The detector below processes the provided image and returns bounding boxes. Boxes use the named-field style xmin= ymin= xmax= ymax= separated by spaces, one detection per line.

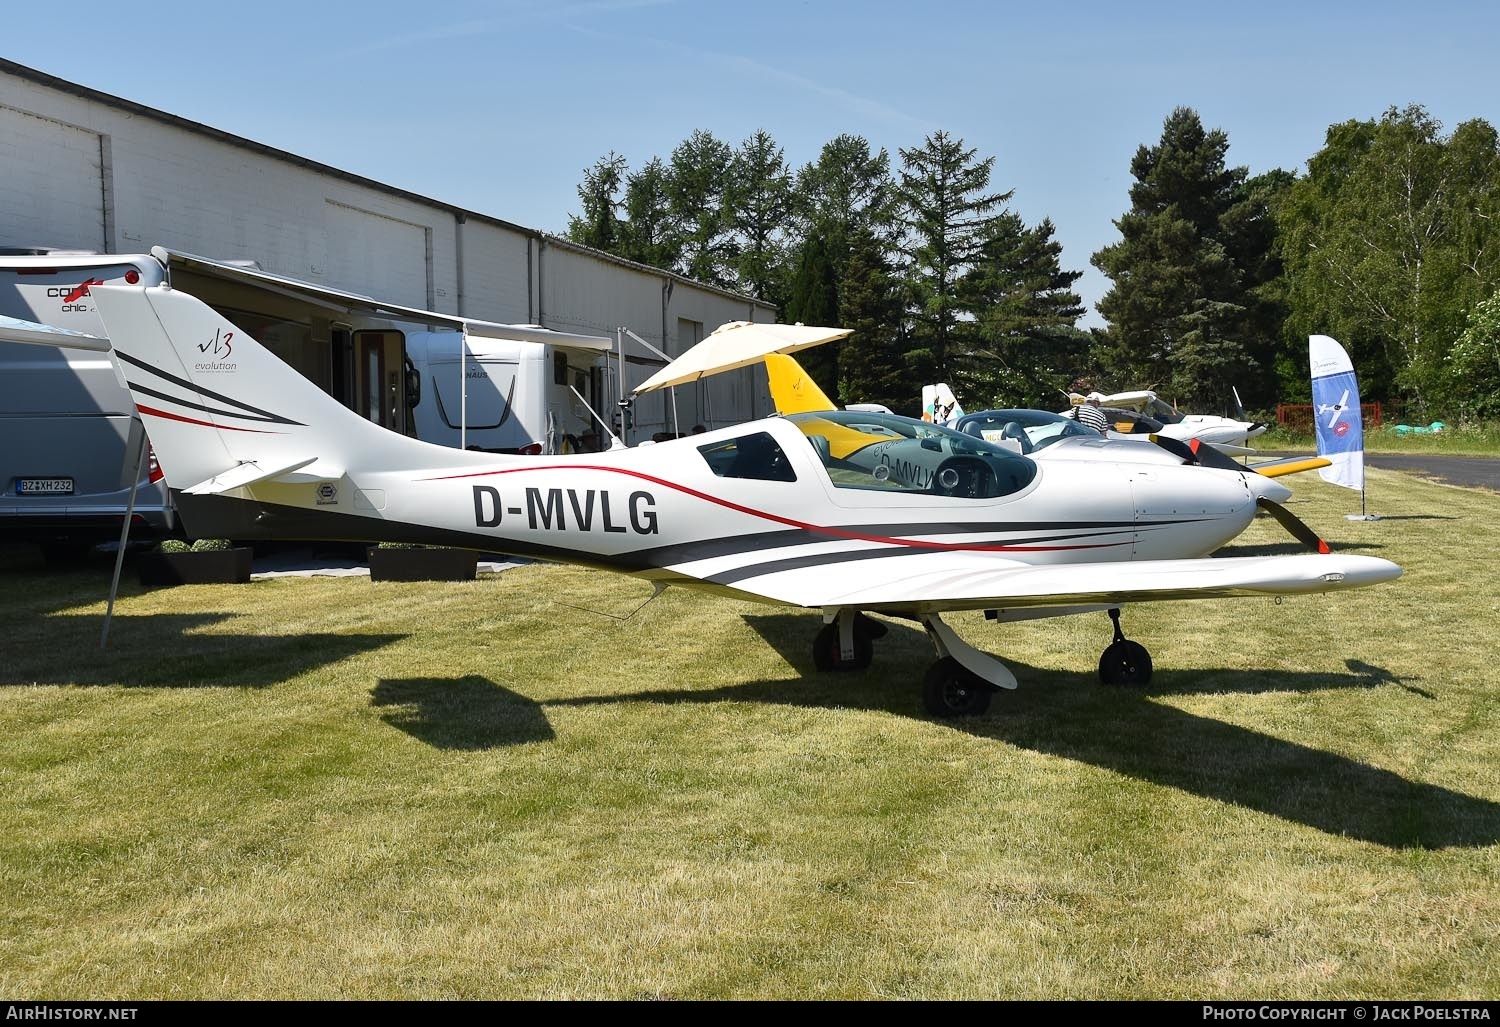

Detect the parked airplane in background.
xmin=951 ymin=407 xmax=1330 ymax=479
xmin=2 ymin=295 xmax=1401 ymax=717
xmin=1064 ymin=388 xmax=1267 ymax=454
xmin=760 ymin=354 xmax=1327 ymax=482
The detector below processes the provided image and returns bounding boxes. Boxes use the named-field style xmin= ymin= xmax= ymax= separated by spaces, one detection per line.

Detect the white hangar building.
xmin=0 ymin=58 xmax=778 ymax=438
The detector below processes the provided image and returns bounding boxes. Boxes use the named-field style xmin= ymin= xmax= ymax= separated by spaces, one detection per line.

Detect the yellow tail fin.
xmin=764 ymin=352 xmax=837 ymax=413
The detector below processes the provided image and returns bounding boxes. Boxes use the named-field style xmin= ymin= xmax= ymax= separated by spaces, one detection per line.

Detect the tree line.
xmin=568 ymin=106 xmax=1500 ymax=419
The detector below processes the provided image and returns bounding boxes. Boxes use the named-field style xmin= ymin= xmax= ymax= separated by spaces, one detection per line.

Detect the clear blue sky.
xmin=6 ymin=1 xmax=1497 ymax=326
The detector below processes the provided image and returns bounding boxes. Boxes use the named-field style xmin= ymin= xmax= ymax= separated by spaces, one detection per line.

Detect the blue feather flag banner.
xmin=1309 ymin=335 xmax=1364 ymax=492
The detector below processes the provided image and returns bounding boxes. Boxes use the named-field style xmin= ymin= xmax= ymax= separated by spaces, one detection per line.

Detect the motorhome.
xmin=0 ymin=251 xmax=172 ymax=558
xmin=1 ymin=247 xmax=614 ymax=556
xmin=405 ymin=329 xmax=615 ymax=454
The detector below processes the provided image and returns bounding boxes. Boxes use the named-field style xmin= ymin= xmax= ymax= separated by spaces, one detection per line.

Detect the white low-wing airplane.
xmin=16 ymin=287 xmax=1401 ymax=717
xmin=1065 ymin=389 xmax=1268 ymax=454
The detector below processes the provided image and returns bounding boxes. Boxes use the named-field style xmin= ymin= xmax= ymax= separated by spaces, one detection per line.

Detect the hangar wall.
xmin=0 ymin=60 xmax=776 ymax=435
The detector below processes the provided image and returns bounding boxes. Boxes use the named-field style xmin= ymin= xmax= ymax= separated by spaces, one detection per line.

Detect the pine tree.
xmin=1224 ymin=168 xmax=1294 ymax=407
xmin=959 ymin=214 xmax=1088 ymax=407
xmin=728 ymin=130 xmax=793 ymax=303
xmin=667 ymin=129 xmax=738 ymax=289
xmin=838 ymin=227 xmax=911 ymax=413
xmin=897 ymin=131 xmax=1014 ymax=385
xmin=1091 ymin=107 xmax=1267 ymax=411
xmin=789 ymin=135 xmax=898 ymax=399
xmin=794 ymin=134 xmax=898 ymax=268
xmin=617 ymin=157 xmax=679 ymax=272
xmin=782 ymin=234 xmax=841 ymax=394
xmin=566 ymin=152 xmax=627 ymax=252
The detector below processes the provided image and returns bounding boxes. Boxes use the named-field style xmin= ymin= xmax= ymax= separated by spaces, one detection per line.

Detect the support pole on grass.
xmin=102 ymin=423 xmax=148 ymax=648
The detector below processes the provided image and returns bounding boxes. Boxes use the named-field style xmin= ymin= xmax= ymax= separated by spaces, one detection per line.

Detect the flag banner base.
xmin=1345 ymin=514 xmax=1382 ymax=521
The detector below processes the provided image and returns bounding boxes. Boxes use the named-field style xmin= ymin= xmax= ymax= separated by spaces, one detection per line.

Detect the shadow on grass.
xmin=550 ymin=613 xmax=1498 ymax=850
xmin=1358 ymin=514 xmax=1461 ymax=522
xmin=0 ymin=613 xmax=405 ymax=688
xmin=1215 ymin=541 xmax=1388 ymax=557
xmin=372 ymin=676 xmax=553 ymax=750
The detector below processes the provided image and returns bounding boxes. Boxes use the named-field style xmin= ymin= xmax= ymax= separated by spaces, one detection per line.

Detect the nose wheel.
xmin=922 ymin=657 xmax=992 ymax=716
xmin=1099 ymin=607 xmax=1152 ymax=686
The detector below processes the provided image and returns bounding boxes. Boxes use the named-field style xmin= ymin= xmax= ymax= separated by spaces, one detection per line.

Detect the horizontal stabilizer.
xmin=182 ymin=456 xmax=325 ymax=495
xmin=0 ymin=315 xmax=110 ymax=351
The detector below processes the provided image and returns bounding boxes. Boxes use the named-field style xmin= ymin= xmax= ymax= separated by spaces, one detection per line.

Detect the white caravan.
xmin=404 ymin=329 xmax=615 ymax=455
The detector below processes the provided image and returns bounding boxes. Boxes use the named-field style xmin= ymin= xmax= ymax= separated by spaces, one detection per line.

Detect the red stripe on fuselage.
xmin=420 ymin=463 xmax=1127 ymax=554
xmin=138 ymin=404 xmax=283 ymax=434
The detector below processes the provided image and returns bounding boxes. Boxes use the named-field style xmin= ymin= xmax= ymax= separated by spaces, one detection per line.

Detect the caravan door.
xmin=410 ymin=335 xmax=545 ymax=454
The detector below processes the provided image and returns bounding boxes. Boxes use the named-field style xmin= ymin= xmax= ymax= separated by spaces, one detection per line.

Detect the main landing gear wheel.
xmin=922 ymin=657 xmax=993 ymax=717
xmin=813 ymin=621 xmax=874 ymax=671
xmin=1098 ymin=608 xmax=1152 ymax=686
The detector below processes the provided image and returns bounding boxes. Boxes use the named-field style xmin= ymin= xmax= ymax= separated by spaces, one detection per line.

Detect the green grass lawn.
xmin=1259 ymin=419 xmax=1500 ymax=455
xmin=0 ymin=468 xmax=1496 ymax=999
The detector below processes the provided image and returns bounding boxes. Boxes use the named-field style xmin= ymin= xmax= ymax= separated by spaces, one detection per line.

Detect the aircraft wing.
xmin=1250 ymin=455 xmax=1332 ymax=478
xmin=1102 ymin=390 xmax=1157 ymax=411
xmin=1207 ymin=441 xmax=1259 ymax=456
xmin=711 ymin=552 xmax=1399 ymax=615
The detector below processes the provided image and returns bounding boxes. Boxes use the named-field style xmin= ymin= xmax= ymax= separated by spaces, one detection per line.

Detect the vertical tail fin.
xmin=763 ymin=352 xmax=837 ymax=413
xmin=90 ymin=286 xmax=378 ymax=492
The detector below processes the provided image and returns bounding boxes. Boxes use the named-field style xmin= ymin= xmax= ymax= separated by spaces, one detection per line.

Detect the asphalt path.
xmin=1361 ymin=453 xmax=1500 ymax=492
xmin=1271 ymin=452 xmax=1499 ymax=492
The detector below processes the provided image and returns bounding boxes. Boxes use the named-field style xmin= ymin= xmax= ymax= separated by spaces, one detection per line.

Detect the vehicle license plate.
xmin=16 ymin=478 xmax=74 ymax=495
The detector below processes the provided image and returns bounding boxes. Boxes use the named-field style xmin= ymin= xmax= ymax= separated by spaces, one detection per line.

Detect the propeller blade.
xmin=1257 ymin=497 xmax=1331 ymax=554
xmin=1150 ymin=433 xmax=1246 ymax=472
xmin=1187 ymin=438 xmax=1247 ymax=471
xmin=1231 ymin=386 xmax=1247 ymax=420
xmin=1147 ymin=433 xmax=1199 ymax=464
